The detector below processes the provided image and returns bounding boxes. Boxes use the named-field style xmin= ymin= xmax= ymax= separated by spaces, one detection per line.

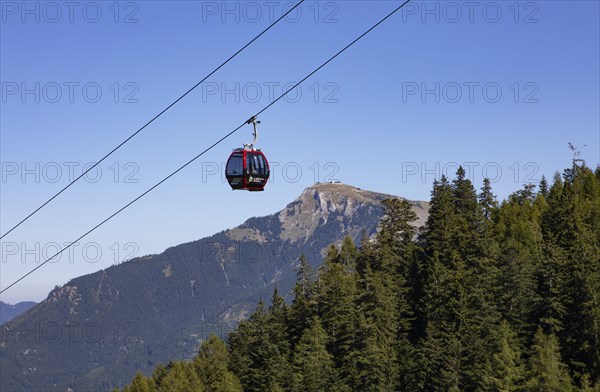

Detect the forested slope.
xmin=120 ymin=163 xmax=600 ymax=392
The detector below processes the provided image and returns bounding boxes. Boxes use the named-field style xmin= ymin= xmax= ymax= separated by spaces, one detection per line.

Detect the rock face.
xmin=0 ymin=183 xmax=429 ymax=392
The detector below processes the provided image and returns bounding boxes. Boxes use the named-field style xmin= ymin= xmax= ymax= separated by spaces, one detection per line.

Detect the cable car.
xmin=225 ymin=117 xmax=270 ymax=191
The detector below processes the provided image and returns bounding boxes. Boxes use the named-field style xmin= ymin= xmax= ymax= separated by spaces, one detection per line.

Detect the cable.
xmin=0 ymin=0 xmax=305 ymax=240
xmin=0 ymin=0 xmax=413 ymax=294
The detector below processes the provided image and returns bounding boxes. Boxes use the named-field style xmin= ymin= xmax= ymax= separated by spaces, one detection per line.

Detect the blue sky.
xmin=1 ymin=0 xmax=598 ymax=303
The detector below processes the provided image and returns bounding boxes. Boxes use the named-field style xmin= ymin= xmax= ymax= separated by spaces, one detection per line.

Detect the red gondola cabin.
xmin=225 ymin=148 xmax=270 ymax=191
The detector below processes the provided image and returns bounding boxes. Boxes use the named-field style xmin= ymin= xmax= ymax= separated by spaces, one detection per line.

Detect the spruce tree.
xmin=120 ymin=162 xmax=600 ymax=392
xmin=291 ymin=316 xmax=336 ymax=392
xmin=484 ymin=320 xmax=525 ymax=391
xmin=536 ymin=177 xmax=567 ymax=336
xmin=339 ymin=235 xmax=358 ymax=268
xmin=229 ymin=299 xmax=289 ymax=392
xmin=542 ymin=165 xmax=600 ymax=383
xmin=288 ymin=254 xmax=316 ymax=349
xmin=378 ymin=198 xmax=418 ymax=390
xmin=452 ymin=166 xmax=483 ymax=259
xmin=356 ymin=231 xmax=377 ymax=277
xmin=151 ymin=364 xmax=168 ymax=388
xmin=352 ymin=231 xmax=396 ymax=388
xmin=228 ymin=301 xmax=268 ymax=391
xmin=539 ymin=176 xmax=549 ymax=198
xmin=494 ymin=186 xmax=544 ymax=341
xmin=417 ymin=170 xmax=499 ymax=391
xmin=416 ymin=175 xmax=463 ymax=391
xmin=123 ymin=372 xmax=155 ymax=392
xmin=156 ymin=361 xmax=203 ymax=392
xmin=526 ymin=328 xmax=573 ymax=392
xmin=479 ymin=177 xmax=498 ymax=221
xmin=266 ymin=288 xmax=293 ymax=390
xmin=317 ymin=243 xmax=357 ymax=387
xmin=194 ymin=334 xmax=242 ymax=392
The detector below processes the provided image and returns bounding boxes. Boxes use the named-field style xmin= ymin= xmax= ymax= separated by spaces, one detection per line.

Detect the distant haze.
xmin=0 ymin=301 xmax=37 ymax=324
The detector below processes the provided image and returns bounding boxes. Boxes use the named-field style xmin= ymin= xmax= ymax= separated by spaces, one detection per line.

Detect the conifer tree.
xmin=452 ymin=167 xmax=484 ymax=259
xmin=229 ymin=301 xmax=268 ymax=391
xmin=194 ymin=334 xmax=242 ymax=392
xmin=350 ymin=197 xmax=420 ymax=391
xmin=484 ymin=320 xmax=525 ymax=391
xmin=479 ymin=177 xmax=498 ymax=221
xmin=317 ymin=243 xmax=357 ymax=387
xmin=266 ymin=288 xmax=293 ymax=390
xmin=291 ymin=316 xmax=336 ymax=392
xmin=288 ymin=254 xmax=316 ymax=349
xmin=121 ymin=162 xmax=600 ymax=392
xmin=229 ymin=299 xmax=290 ymax=392
xmin=539 ymin=176 xmax=549 ymax=198
xmin=494 ymin=185 xmax=544 ymax=340
xmin=356 ymin=231 xmax=377 ymax=277
xmin=542 ymin=165 xmax=600 ymax=383
xmin=123 ymin=372 xmax=155 ymax=392
xmin=378 ymin=198 xmax=418 ymax=390
xmin=339 ymin=235 xmax=358 ymax=268
xmin=417 ymin=170 xmax=500 ymax=391
xmin=156 ymin=361 xmax=203 ymax=392
xmin=535 ymin=177 xmax=567 ymax=336
xmin=151 ymin=364 xmax=168 ymax=388
xmin=416 ymin=175 xmax=463 ymax=391
xmin=578 ymin=374 xmax=598 ymax=392
xmin=526 ymin=328 xmax=573 ymax=392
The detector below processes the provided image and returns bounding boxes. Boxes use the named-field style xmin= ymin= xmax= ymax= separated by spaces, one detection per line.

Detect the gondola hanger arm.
xmin=244 ymin=116 xmax=260 ymax=149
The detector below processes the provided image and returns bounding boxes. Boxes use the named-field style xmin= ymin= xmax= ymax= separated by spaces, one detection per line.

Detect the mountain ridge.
xmin=0 ymin=183 xmax=429 ymax=391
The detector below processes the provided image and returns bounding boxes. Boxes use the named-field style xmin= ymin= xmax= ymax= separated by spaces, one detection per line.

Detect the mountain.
xmin=0 ymin=183 xmax=429 ymax=392
xmin=0 ymin=301 xmax=37 ymax=325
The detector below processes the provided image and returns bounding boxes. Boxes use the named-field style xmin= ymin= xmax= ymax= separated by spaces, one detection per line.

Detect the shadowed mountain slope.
xmin=0 ymin=183 xmax=428 ymax=391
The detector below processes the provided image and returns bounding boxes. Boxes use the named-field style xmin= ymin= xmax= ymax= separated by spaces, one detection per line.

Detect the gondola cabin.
xmin=225 ymin=148 xmax=270 ymax=191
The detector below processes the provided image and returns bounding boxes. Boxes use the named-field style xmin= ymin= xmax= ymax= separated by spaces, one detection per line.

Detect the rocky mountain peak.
xmin=277 ymin=182 xmax=395 ymax=242
xmin=0 ymin=183 xmax=429 ymax=392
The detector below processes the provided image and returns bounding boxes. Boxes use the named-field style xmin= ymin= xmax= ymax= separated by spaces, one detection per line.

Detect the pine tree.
xmin=526 ymin=328 xmax=573 ymax=392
